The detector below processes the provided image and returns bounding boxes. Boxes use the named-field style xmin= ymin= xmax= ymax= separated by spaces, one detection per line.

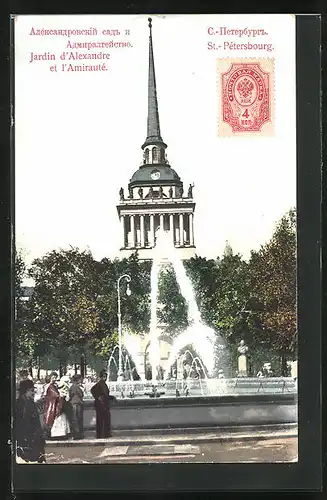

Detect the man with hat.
xmin=16 ymin=379 xmax=46 ymax=463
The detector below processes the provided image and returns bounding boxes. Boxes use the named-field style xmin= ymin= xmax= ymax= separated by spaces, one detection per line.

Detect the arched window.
xmin=152 ymin=147 xmax=159 ymax=163
xmin=159 ymin=148 xmax=165 ymax=163
xmin=144 ymin=148 xmax=150 ymax=163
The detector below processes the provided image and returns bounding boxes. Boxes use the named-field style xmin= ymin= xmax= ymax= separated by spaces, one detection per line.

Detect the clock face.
xmin=151 ymin=170 xmax=160 ymax=180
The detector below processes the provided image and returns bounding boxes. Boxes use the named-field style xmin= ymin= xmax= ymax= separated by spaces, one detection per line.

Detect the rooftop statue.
xmin=188 ymin=183 xmax=194 ymax=198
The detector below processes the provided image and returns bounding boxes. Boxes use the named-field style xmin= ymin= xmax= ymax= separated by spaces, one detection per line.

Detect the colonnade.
xmin=120 ymin=213 xmax=194 ymax=248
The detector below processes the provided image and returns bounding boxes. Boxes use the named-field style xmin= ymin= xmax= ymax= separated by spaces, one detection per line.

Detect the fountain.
xmin=99 ymin=229 xmax=296 ymax=399
xmin=105 ymin=229 xmax=227 ymax=398
xmin=79 ymin=228 xmax=297 ymax=431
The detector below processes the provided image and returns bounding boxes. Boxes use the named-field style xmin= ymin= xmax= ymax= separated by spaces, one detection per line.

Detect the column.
xmin=175 ymin=215 xmax=179 ymax=245
xmin=120 ymin=215 xmax=125 ymax=248
xmin=189 ymin=213 xmax=194 ymax=246
xmin=159 ymin=213 xmax=164 ymax=232
xmin=130 ymin=215 xmax=135 ymax=247
xmin=140 ymin=214 xmax=145 ymax=248
xmin=191 ymin=212 xmax=195 ymax=245
xmin=150 ymin=214 xmax=155 ymax=247
xmin=170 ymin=213 xmax=174 ymax=245
xmin=179 ymin=213 xmax=184 ymax=246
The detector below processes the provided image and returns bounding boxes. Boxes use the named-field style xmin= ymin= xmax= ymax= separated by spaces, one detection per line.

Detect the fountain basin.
xmin=76 ymin=393 xmax=297 ymax=431
xmin=102 ymin=377 xmax=297 ymax=398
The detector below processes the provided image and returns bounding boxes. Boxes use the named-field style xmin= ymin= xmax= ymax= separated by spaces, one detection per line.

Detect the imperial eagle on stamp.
xmin=217 ymin=59 xmax=274 ymax=136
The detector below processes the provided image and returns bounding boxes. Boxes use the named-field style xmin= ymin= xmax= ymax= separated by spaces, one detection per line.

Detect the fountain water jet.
xmin=164 ymin=325 xmax=216 ymax=381
xmin=123 ymin=331 xmax=145 ymax=380
xmin=150 ymin=229 xmax=222 ymax=381
xmin=107 ymin=344 xmax=139 ymax=383
xmin=189 ymin=356 xmax=207 ymax=379
xmin=107 ymin=345 xmax=119 ymax=379
xmin=149 ymin=257 xmax=161 ymax=383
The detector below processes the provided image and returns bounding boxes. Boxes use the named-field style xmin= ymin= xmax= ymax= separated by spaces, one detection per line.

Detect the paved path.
xmin=43 ymin=425 xmax=298 ymax=464
xmin=45 ymin=437 xmax=297 ymax=464
xmin=46 ymin=423 xmax=297 ymax=446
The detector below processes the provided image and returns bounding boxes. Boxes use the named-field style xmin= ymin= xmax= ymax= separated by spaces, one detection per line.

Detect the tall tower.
xmin=117 ymin=18 xmax=196 ymax=260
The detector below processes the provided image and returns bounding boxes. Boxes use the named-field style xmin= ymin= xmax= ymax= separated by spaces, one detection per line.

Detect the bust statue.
xmin=237 ymin=340 xmax=248 ymax=377
xmin=238 ymin=339 xmax=248 ymax=355
xmin=119 ymin=187 xmax=124 ymax=201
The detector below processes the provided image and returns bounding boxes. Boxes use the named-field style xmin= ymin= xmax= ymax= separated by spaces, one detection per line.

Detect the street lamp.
xmin=117 ymin=274 xmax=131 ymax=381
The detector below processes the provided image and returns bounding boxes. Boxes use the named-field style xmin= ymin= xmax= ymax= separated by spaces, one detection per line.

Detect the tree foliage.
xmin=212 ymin=252 xmax=250 ymax=336
xmin=157 ymin=264 xmax=188 ymax=334
xmin=184 ymin=256 xmax=218 ymax=326
xmin=248 ymin=209 xmax=297 ymax=359
xmin=26 ymin=248 xmax=101 ymax=362
xmin=14 ymin=249 xmax=26 ymax=298
xmin=15 ymin=209 xmax=297 ymax=376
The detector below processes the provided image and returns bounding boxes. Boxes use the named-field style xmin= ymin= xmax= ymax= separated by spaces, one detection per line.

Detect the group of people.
xmin=15 ymin=369 xmax=113 ymax=463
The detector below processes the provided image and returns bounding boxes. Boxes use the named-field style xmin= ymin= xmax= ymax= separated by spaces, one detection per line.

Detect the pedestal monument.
xmin=237 ymin=339 xmax=249 ymax=377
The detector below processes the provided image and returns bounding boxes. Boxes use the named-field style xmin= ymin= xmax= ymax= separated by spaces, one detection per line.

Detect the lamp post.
xmin=117 ymin=274 xmax=131 ymax=381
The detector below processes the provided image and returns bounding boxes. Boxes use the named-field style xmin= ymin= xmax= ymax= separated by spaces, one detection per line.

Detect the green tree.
xmin=185 ymin=252 xmax=250 ymax=342
xmin=157 ymin=264 xmax=188 ymax=334
xmin=211 ymin=251 xmax=250 ymax=337
xmin=118 ymin=253 xmax=151 ymax=333
xmin=27 ymin=247 xmax=101 ymax=376
xmin=93 ymin=253 xmax=151 ymax=335
xmin=197 ymin=251 xmax=250 ymax=375
xmin=248 ymin=209 xmax=297 ymax=375
xmin=184 ymin=256 xmax=218 ymax=327
xmin=23 ymin=250 xmax=152 ymax=376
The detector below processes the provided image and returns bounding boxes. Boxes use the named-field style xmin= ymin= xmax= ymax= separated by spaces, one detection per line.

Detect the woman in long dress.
xmin=16 ymin=379 xmax=46 ymax=463
xmin=44 ymin=372 xmax=70 ymax=439
xmin=55 ymin=375 xmax=71 ymax=436
xmin=69 ymin=374 xmax=84 ymax=440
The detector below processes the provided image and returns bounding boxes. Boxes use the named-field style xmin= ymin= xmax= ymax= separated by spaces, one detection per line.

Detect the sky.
xmin=15 ymin=14 xmax=296 ymax=279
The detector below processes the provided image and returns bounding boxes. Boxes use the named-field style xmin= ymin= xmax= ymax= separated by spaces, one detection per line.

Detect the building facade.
xmin=117 ymin=18 xmax=196 ymax=261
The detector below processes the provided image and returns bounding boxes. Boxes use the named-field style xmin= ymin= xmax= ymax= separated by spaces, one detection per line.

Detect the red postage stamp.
xmin=217 ymin=59 xmax=274 ymax=136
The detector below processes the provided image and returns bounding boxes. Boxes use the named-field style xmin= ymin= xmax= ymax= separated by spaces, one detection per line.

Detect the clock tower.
xmin=117 ymin=18 xmax=196 ymax=260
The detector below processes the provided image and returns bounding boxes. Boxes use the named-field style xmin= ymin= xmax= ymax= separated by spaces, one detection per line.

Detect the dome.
xmin=129 ymin=165 xmax=181 ymax=186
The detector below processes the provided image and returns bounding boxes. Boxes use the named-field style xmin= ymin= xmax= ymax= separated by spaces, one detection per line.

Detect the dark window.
xmin=152 ymin=147 xmax=159 ymax=162
xmin=159 ymin=148 xmax=165 ymax=162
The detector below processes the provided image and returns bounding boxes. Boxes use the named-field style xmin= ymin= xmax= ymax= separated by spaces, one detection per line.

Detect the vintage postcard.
xmin=13 ymin=14 xmax=299 ymax=470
